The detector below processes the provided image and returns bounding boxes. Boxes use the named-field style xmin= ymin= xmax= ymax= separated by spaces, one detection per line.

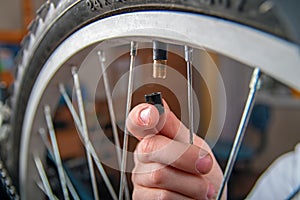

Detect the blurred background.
xmin=0 ymin=0 xmax=45 ymax=90
xmin=0 ymin=1 xmax=300 ymax=199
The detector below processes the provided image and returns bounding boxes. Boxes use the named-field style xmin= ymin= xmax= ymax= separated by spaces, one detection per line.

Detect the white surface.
xmin=248 ymin=143 xmax=300 ymax=199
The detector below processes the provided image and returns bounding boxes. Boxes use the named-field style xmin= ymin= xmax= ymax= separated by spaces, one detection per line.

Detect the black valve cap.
xmin=145 ymin=92 xmax=164 ymax=115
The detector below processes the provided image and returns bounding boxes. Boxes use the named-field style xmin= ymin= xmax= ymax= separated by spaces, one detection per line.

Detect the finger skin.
xmin=132 ymin=185 xmax=194 ymax=200
xmin=132 ymin=162 xmax=211 ymax=200
xmin=127 ymin=100 xmax=180 ymax=141
xmin=127 ymin=99 xmax=187 ymax=140
xmin=135 ymin=135 xmax=213 ymax=175
xmin=127 ymin=100 xmax=210 ymax=151
xmin=127 ymin=103 xmax=161 ymax=139
xmin=128 ymin=100 xmax=227 ymax=199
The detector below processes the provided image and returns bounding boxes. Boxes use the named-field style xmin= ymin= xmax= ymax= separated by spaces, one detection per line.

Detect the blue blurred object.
xmin=0 ymin=44 xmax=19 ymax=71
xmin=0 ymin=82 xmax=8 ymax=102
xmin=213 ymin=104 xmax=271 ymax=162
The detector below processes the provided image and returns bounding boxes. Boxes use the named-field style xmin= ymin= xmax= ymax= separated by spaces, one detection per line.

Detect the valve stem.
xmin=153 ymin=41 xmax=168 ymax=79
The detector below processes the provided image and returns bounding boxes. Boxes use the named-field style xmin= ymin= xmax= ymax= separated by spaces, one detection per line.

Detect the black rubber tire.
xmin=3 ymin=0 xmax=300 ymax=193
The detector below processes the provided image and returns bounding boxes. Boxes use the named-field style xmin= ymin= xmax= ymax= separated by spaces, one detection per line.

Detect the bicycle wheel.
xmin=1 ymin=0 xmax=300 ymax=199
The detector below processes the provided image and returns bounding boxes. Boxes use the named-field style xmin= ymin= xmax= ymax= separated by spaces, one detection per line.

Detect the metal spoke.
xmin=119 ymin=41 xmax=137 ymax=200
xmin=59 ymin=84 xmax=83 ymax=129
xmin=216 ymin=68 xmax=261 ymax=200
xmin=185 ymin=46 xmax=194 ymax=144
xmin=44 ymin=106 xmax=70 ymax=200
xmin=97 ymin=50 xmax=122 ymax=165
xmin=34 ymin=155 xmax=56 ymax=200
xmin=72 ymin=68 xmax=99 ymax=200
xmin=98 ymin=50 xmax=130 ymax=200
xmin=38 ymin=128 xmax=80 ymax=200
xmin=60 ymin=83 xmax=118 ymax=200
xmin=35 ymin=181 xmax=59 ymax=200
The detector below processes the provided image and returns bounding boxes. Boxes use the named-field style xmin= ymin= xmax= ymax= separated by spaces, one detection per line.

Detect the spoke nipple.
xmin=153 ymin=60 xmax=167 ymax=79
xmin=185 ymin=45 xmax=193 ymax=62
xmin=130 ymin=41 xmax=138 ymax=56
xmin=97 ymin=50 xmax=106 ymax=62
xmin=249 ymin=68 xmax=261 ymax=89
xmin=58 ymin=83 xmax=65 ymax=93
xmin=153 ymin=41 xmax=168 ymax=79
xmin=257 ymin=79 xmax=262 ymax=90
xmin=44 ymin=105 xmax=50 ymax=113
xmin=71 ymin=67 xmax=78 ymax=75
xmin=38 ymin=128 xmax=46 ymax=135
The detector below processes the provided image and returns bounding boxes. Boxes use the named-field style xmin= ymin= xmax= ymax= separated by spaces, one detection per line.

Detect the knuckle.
xmin=136 ymin=137 xmax=157 ymax=162
xmin=193 ymin=179 xmax=209 ymax=200
xmin=132 ymin=188 xmax=140 ymax=200
xmin=131 ymin=169 xmax=138 ymax=183
xmin=151 ymin=168 xmax=165 ymax=186
xmin=158 ymin=190 xmax=173 ymax=200
xmin=140 ymin=137 xmax=156 ymax=154
xmin=132 ymin=191 xmax=137 ymax=200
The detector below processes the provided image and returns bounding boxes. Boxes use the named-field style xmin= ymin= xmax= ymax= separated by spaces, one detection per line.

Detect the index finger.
xmin=126 ymin=102 xmax=163 ymax=140
xmin=127 ymin=100 xmax=210 ymax=151
xmin=127 ymin=100 xmax=187 ymax=142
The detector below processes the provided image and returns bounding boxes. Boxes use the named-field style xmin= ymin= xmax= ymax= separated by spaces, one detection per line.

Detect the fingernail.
xmin=195 ymin=153 xmax=211 ymax=174
xmin=207 ymin=183 xmax=216 ymax=199
xmin=139 ymin=107 xmax=151 ymax=125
